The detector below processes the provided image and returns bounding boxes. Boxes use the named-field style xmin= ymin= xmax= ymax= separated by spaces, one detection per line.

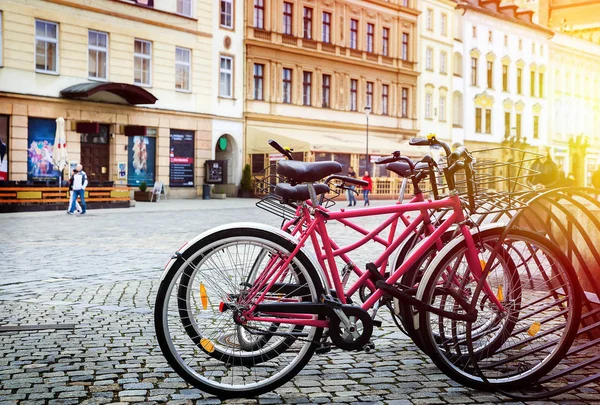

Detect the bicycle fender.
xmin=159 ymin=222 xmax=330 ymax=291
xmin=412 ymin=222 xmax=506 ymax=330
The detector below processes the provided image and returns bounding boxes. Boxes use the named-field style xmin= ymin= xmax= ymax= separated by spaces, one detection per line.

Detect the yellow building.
xmin=244 ymin=0 xmax=421 ymax=186
xmin=0 ymin=0 xmax=241 ymax=198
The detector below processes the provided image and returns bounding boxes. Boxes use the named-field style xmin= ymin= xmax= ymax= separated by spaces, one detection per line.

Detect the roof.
xmin=60 ymin=82 xmax=158 ymax=105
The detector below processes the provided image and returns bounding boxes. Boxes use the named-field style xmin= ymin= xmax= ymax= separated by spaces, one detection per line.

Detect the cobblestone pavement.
xmin=0 ymin=199 xmax=597 ymax=404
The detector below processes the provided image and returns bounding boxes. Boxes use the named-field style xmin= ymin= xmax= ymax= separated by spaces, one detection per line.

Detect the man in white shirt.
xmin=68 ymin=163 xmax=88 ymax=215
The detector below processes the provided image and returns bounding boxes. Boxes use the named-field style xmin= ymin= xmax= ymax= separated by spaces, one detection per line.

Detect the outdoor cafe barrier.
xmin=0 ymin=186 xmax=130 ymax=210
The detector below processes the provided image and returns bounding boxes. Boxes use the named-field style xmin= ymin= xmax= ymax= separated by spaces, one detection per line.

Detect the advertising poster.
xmin=169 ymin=130 xmax=194 ymax=187
xmin=0 ymin=116 xmax=8 ymax=181
xmin=27 ymin=118 xmax=60 ymax=181
xmin=118 ymin=162 xmax=127 ymax=179
xmin=127 ymin=135 xmax=156 ymax=186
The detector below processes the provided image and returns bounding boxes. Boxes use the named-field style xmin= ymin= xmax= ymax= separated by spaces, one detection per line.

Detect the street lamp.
xmin=364 ymin=106 xmax=371 ymax=174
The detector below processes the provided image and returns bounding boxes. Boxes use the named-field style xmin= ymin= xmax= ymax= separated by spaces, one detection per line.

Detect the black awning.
xmin=60 ymin=82 xmax=158 ymax=105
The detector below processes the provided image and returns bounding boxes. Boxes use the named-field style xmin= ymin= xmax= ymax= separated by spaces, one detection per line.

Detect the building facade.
xmin=452 ymin=0 xmax=552 ymax=158
xmin=244 ymin=0 xmax=420 ymax=182
xmin=0 ymin=0 xmax=244 ymax=198
xmin=416 ymin=0 xmax=455 ymax=144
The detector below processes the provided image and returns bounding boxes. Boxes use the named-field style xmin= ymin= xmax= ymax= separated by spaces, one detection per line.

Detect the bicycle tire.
xmin=154 ymin=226 xmax=325 ymax=398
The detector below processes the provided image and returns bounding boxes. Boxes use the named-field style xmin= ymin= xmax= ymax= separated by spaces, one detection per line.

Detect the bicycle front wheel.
xmin=154 ymin=227 xmax=325 ymax=398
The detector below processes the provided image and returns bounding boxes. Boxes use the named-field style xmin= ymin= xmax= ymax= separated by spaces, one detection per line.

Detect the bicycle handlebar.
xmin=409 ymin=136 xmax=452 ymax=157
xmin=268 ymin=139 xmax=294 ymax=160
xmin=324 ymin=175 xmax=369 ymax=188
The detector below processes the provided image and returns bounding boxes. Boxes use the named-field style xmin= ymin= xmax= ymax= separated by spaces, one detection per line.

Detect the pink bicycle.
xmin=154 ymin=137 xmax=581 ymax=398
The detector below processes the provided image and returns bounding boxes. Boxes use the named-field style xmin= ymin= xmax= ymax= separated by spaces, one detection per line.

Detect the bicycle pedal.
xmin=315 ymin=344 xmax=332 ymax=355
xmin=372 ymin=320 xmax=382 ymax=328
xmin=362 ymin=342 xmax=376 ymax=353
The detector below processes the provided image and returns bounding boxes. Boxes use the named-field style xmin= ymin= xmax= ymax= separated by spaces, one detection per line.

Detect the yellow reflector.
xmin=200 ymin=283 xmax=208 ymax=310
xmin=480 ymin=260 xmax=486 ymax=270
xmin=200 ymin=338 xmax=215 ymax=353
xmin=528 ymin=322 xmax=541 ymax=337
xmin=427 ymin=133 xmax=436 ymax=140
xmin=497 ymin=285 xmax=504 ymax=302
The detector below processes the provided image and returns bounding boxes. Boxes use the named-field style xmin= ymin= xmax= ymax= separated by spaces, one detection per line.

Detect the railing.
xmin=0 ymin=187 xmax=131 ymax=205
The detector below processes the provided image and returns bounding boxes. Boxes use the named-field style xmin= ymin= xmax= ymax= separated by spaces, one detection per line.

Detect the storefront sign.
xmin=169 ymin=130 xmax=194 ymax=187
xmin=27 ymin=118 xmax=60 ymax=181
xmin=127 ymin=135 xmax=156 ymax=186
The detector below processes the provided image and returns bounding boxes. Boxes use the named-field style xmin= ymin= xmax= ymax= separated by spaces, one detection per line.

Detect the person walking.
xmin=67 ymin=169 xmax=82 ymax=214
xmin=347 ymin=166 xmax=357 ymax=207
xmin=528 ymin=146 xmax=559 ymax=189
xmin=68 ymin=163 xmax=88 ymax=215
xmin=362 ymin=171 xmax=372 ymax=206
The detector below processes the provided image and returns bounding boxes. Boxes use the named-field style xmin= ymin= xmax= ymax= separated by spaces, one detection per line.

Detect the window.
xmin=425 ymin=93 xmax=432 ymax=119
xmin=518 ymin=39 xmax=522 ymax=50
xmin=533 ymin=116 xmax=539 ymax=139
xmin=88 ymin=30 xmax=108 ymax=80
xmin=177 ymin=0 xmax=192 ymax=17
xmin=382 ymin=28 xmax=389 ymax=56
xmin=134 ymin=39 xmax=152 ymax=86
xmin=350 ymin=19 xmax=358 ymax=49
xmin=488 ymin=30 xmax=492 ymax=42
xmin=532 ymin=43 xmax=536 ymax=54
xmin=487 ymin=61 xmax=493 ymax=89
xmin=0 ymin=11 xmax=2 ymax=66
xmin=35 ymin=20 xmax=59 ymax=73
xmin=254 ymin=0 xmax=265 ymax=29
xmin=502 ymin=65 xmax=508 ymax=91
xmin=253 ymin=63 xmax=264 ymax=100
xmin=402 ymin=0 xmax=409 ymax=6
xmin=485 ymin=109 xmax=491 ymax=134
xmin=441 ymin=13 xmax=447 ymax=36
xmin=303 ymin=7 xmax=313 ymax=39
xmin=175 ymin=47 xmax=191 ymax=91
xmin=220 ymin=0 xmax=233 ymax=28
xmin=440 ymin=51 xmax=447 ymax=74
xmin=322 ymin=12 xmax=331 ymax=43
xmin=504 ymin=112 xmax=511 ymax=138
xmin=303 ymin=71 xmax=312 ymax=106
xmin=382 ymin=84 xmax=389 ymax=115
xmin=427 ymin=9 xmax=433 ymax=31
xmin=530 ymin=70 xmax=536 ymax=96
xmin=366 ymin=23 xmax=374 ymax=53
xmin=366 ymin=81 xmax=373 ymax=109
xmin=472 ymin=25 xmax=477 ymax=38
xmin=426 ymin=48 xmax=433 ymax=71
xmin=439 ymin=95 xmax=446 ymax=121
xmin=401 ymin=87 xmax=408 ymax=117
xmin=283 ymin=2 xmax=293 ymax=35
xmin=475 ymin=107 xmax=482 ymax=132
xmin=350 ymin=79 xmax=358 ymax=111
xmin=322 ymin=74 xmax=331 ymax=108
xmin=517 ymin=68 xmax=523 ymax=94
xmin=219 ymin=55 xmax=233 ymax=97
xmin=401 ymin=33 xmax=409 ymax=60
xmin=504 ymin=35 xmax=508 ymax=47
xmin=539 ymin=72 xmax=544 ymax=97
xmin=471 ymin=57 xmax=477 ymax=86
xmin=516 ymin=113 xmax=522 ymax=137
xmin=282 ymin=68 xmax=292 ymax=103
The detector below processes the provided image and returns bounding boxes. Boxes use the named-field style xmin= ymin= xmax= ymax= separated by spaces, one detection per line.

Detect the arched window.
xmin=453 ymin=52 xmax=463 ymax=77
xmin=453 ymin=91 xmax=463 ymax=127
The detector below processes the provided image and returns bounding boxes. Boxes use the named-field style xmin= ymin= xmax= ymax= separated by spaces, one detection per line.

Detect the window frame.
xmin=283 ymin=2 xmax=293 ymax=36
xmin=219 ymin=55 xmax=234 ymax=98
xmin=504 ymin=111 xmax=511 ymax=138
xmin=401 ymin=87 xmax=409 ymax=118
xmin=88 ymin=29 xmax=109 ymax=81
xmin=475 ymin=107 xmax=482 ymax=132
xmin=530 ymin=70 xmax=536 ymax=97
xmin=502 ymin=65 xmax=508 ymax=92
xmin=382 ymin=27 xmax=389 ymax=56
xmin=471 ymin=57 xmax=477 ymax=86
xmin=303 ymin=7 xmax=313 ymax=40
xmin=177 ymin=0 xmax=193 ymax=17
xmin=350 ymin=19 xmax=358 ymax=50
xmin=220 ymin=0 xmax=234 ymax=29
xmin=175 ymin=46 xmax=191 ymax=92
xmin=516 ymin=113 xmax=522 ymax=137
xmin=382 ymin=84 xmax=389 ymax=115
xmin=439 ymin=95 xmax=446 ymax=122
xmin=440 ymin=51 xmax=447 ymax=74
xmin=485 ymin=108 xmax=492 ymax=134
xmin=425 ymin=93 xmax=432 ymax=119
xmin=282 ymin=67 xmax=292 ymax=104
xmin=366 ymin=23 xmax=374 ymax=53
xmin=322 ymin=74 xmax=331 ymax=108
xmin=533 ymin=115 xmax=539 ymax=139
xmin=253 ymin=63 xmax=264 ymax=100
xmin=35 ymin=19 xmax=59 ymax=74
xmin=441 ymin=13 xmax=447 ymax=36
xmin=254 ymin=0 xmax=265 ymax=29
xmin=426 ymin=8 xmax=433 ymax=31
xmin=302 ymin=71 xmax=312 ymax=106
xmin=401 ymin=33 xmax=409 ymax=61
xmin=486 ymin=60 xmax=493 ymax=89
xmin=350 ymin=79 xmax=358 ymax=111
xmin=517 ymin=67 xmax=523 ymax=94
xmin=539 ymin=72 xmax=544 ymax=97
xmin=426 ymin=47 xmax=433 ymax=71
xmin=366 ymin=81 xmax=374 ymax=110
xmin=322 ymin=11 xmax=331 ymax=43
xmin=134 ymin=38 xmax=152 ymax=86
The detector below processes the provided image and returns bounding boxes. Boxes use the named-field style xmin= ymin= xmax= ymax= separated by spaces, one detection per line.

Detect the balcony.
xmin=282 ymin=35 xmax=298 ymax=46
xmin=302 ymin=39 xmax=318 ymax=50
xmin=253 ymin=29 xmax=272 ymax=41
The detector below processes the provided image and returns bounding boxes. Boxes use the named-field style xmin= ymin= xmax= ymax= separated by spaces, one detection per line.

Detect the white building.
xmin=452 ymin=0 xmax=552 ymax=154
xmin=416 ymin=0 xmax=456 ymax=143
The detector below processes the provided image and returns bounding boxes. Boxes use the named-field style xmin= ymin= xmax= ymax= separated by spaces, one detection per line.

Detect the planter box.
xmin=134 ymin=191 xmax=153 ymax=202
xmin=238 ymin=190 xmax=254 ymax=198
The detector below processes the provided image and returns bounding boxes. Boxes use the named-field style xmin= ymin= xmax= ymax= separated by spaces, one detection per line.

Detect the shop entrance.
xmin=80 ymin=124 xmax=110 ymax=185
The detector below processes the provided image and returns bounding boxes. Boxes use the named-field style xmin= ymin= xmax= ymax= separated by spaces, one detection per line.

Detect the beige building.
xmin=0 ymin=0 xmax=236 ymax=198
xmin=244 ymin=0 xmax=421 ymax=185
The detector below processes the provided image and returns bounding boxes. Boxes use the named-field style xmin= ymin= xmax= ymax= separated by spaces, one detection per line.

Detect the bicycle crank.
xmin=328 ymin=306 xmax=373 ymax=351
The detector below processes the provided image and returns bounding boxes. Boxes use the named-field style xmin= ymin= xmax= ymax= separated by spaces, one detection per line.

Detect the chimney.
xmin=480 ymin=0 xmax=500 ymax=13
xmin=498 ymin=4 xmax=519 ymax=18
xmin=516 ymin=9 xmax=534 ymax=23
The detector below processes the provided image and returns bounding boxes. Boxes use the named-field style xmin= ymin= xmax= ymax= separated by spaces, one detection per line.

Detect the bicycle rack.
xmin=467 ymin=187 xmax=600 ymax=399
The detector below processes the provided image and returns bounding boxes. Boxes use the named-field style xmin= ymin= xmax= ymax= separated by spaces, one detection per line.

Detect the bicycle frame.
xmin=241 ymin=192 xmax=505 ymax=328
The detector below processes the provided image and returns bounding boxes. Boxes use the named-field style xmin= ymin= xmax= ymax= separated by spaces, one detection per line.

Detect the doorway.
xmin=80 ymin=124 xmax=110 ymax=184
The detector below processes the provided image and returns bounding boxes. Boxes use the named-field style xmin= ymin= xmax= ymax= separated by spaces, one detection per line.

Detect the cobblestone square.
xmin=0 ymin=200 xmax=597 ymax=404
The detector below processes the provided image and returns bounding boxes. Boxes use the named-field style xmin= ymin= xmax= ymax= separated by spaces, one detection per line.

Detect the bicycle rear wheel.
xmin=418 ymin=228 xmax=581 ymax=390
xmin=154 ymin=227 xmax=325 ymax=398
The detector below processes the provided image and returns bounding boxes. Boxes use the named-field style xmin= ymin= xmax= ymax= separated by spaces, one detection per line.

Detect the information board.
xmin=169 ymin=130 xmax=194 ymax=187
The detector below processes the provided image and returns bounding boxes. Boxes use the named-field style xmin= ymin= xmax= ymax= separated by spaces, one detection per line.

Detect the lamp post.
xmin=364 ymin=106 xmax=371 ymax=174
